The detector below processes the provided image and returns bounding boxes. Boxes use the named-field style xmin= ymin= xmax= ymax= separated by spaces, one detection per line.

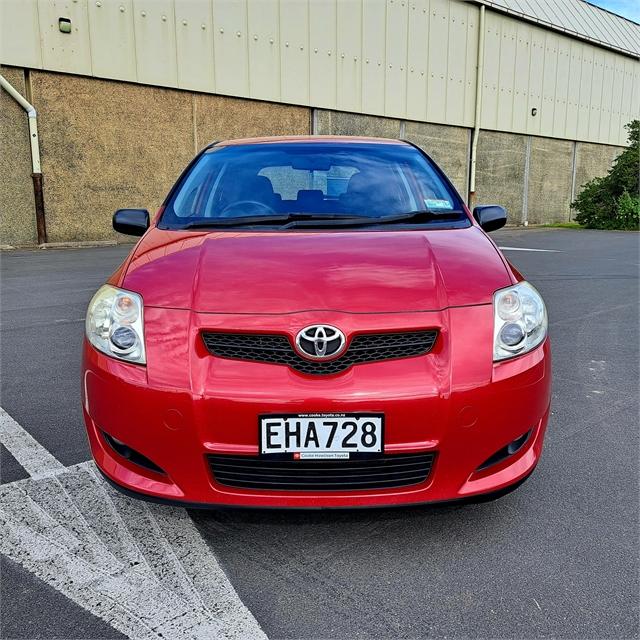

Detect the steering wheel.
xmin=219 ymin=200 xmax=275 ymax=218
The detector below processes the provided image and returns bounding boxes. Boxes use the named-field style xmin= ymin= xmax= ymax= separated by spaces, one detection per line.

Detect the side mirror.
xmin=113 ymin=209 xmax=150 ymax=236
xmin=473 ymin=205 xmax=507 ymax=233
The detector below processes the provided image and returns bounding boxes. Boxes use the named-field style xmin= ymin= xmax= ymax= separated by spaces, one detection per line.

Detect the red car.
xmin=83 ymin=136 xmax=550 ymax=508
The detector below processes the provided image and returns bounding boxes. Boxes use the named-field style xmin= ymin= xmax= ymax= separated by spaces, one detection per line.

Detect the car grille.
xmin=201 ymin=330 xmax=438 ymax=375
xmin=208 ymin=453 xmax=436 ymax=491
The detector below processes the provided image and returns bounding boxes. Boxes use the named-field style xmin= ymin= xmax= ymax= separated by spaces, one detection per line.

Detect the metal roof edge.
xmin=471 ymin=0 xmax=640 ymax=59
xmin=581 ymin=0 xmax=639 ymax=27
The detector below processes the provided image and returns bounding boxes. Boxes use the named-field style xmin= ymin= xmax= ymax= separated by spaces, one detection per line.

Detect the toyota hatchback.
xmin=83 ymin=136 xmax=550 ymax=508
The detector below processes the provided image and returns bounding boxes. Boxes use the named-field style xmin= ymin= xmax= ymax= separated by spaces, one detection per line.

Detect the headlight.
xmin=85 ymin=285 xmax=146 ymax=364
xmin=493 ymin=281 xmax=547 ymax=361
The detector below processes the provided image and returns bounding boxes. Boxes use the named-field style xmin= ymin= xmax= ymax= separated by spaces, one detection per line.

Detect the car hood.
xmin=121 ymin=226 xmax=513 ymax=314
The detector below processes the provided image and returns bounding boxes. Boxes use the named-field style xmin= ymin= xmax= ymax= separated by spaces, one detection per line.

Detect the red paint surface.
xmin=122 ymin=226 xmax=513 ymax=313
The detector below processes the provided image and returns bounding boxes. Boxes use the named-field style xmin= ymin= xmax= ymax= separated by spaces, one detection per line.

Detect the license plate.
xmin=260 ymin=413 xmax=383 ymax=457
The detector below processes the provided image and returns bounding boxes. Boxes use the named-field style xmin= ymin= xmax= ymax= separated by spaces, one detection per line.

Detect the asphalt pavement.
xmin=1 ymin=228 xmax=638 ymax=639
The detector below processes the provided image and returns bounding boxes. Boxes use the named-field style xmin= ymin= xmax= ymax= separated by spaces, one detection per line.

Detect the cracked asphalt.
xmin=1 ymin=228 xmax=638 ymax=639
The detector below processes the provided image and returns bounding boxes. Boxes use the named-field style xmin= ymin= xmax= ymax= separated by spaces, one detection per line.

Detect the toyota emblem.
xmin=295 ymin=325 xmax=346 ymax=360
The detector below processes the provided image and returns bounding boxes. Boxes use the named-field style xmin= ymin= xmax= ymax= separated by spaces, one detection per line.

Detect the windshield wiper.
xmin=180 ymin=213 xmax=370 ymax=229
xmin=179 ymin=209 xmax=463 ymax=230
xmin=282 ymin=209 xmax=464 ymax=229
xmin=182 ymin=214 xmax=297 ymax=228
xmin=366 ymin=209 xmax=463 ymax=225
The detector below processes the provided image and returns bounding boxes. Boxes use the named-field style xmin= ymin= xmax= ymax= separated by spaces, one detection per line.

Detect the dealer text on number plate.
xmin=260 ymin=414 xmax=383 ymax=457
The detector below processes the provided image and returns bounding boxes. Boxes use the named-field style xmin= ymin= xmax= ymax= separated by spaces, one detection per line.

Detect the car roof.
xmin=211 ymin=135 xmax=409 ymax=148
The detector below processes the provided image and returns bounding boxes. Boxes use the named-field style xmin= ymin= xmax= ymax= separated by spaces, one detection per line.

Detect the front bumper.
xmin=82 ymin=305 xmax=551 ymax=508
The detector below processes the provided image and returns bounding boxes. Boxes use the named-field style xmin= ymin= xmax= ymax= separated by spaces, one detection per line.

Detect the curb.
xmin=39 ymin=240 xmax=120 ymax=249
xmin=1 ymin=240 xmax=133 ymax=251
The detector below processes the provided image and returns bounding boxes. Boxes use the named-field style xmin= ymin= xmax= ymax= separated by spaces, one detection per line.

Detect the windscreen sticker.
xmin=424 ymin=198 xmax=453 ymax=210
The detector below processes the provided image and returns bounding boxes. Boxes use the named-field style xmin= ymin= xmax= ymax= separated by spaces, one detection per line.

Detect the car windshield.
xmin=160 ymin=141 xmax=468 ymax=230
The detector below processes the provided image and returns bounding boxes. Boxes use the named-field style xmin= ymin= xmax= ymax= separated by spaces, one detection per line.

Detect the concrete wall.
xmin=473 ymin=132 xmax=619 ymax=225
xmin=404 ymin=121 xmax=469 ymax=198
xmin=10 ymin=70 xmax=309 ymax=244
xmin=0 ymin=69 xmax=628 ymax=245
xmin=315 ymin=110 xmax=401 ymax=139
xmin=32 ymin=72 xmax=194 ymax=243
xmin=474 ymin=131 xmax=527 ymax=223
xmin=0 ymin=66 xmax=37 ymax=246
xmin=574 ymin=142 xmax=620 ymax=196
xmin=526 ymin=137 xmax=574 ymax=224
xmin=195 ymin=94 xmax=310 ymax=148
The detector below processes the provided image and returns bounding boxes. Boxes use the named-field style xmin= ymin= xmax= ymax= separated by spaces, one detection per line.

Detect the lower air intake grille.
xmin=208 ymin=453 xmax=436 ymax=491
xmin=201 ymin=330 xmax=438 ymax=375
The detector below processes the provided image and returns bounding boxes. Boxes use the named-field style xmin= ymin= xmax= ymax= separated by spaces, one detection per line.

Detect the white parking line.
xmin=498 ymin=246 xmax=560 ymax=252
xmin=0 ymin=407 xmax=64 ymax=478
xmin=0 ymin=406 xmax=267 ymax=640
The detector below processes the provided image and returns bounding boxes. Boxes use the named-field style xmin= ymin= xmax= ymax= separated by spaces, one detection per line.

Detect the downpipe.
xmin=468 ymin=4 xmax=485 ymax=209
xmin=0 ymin=73 xmax=47 ymax=244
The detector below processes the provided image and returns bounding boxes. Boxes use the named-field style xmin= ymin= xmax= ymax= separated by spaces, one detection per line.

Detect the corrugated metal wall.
xmin=481 ymin=10 xmax=639 ymax=145
xmin=1 ymin=0 xmax=638 ymax=146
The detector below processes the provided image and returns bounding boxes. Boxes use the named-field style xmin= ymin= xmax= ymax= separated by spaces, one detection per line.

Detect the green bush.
xmin=571 ymin=120 xmax=639 ymax=230
xmin=615 ymin=191 xmax=640 ymax=230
